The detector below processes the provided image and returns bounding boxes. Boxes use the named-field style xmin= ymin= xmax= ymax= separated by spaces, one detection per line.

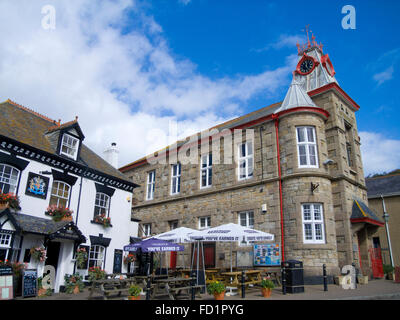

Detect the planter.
xmin=128 ymin=295 xmax=141 ymax=300
xmin=357 ymin=275 xmax=368 ymax=285
xmin=261 ymin=287 xmax=272 ymax=298
xmin=0 ymin=201 xmax=9 ymax=210
xmin=386 ymin=273 xmax=394 ymax=280
xmin=213 ymin=291 xmax=225 ymax=300
xmin=38 ymin=288 xmax=47 ymax=297
xmin=73 ymin=285 xmax=80 ymax=294
xmin=61 ymin=216 xmax=73 ymax=222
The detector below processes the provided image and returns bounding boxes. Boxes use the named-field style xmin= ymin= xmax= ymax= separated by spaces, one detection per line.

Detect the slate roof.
xmin=366 ymin=173 xmax=400 ymax=198
xmin=0 ymin=99 xmax=134 ymax=185
xmin=120 ymin=101 xmax=282 ymax=170
xmin=0 ymin=209 xmax=86 ymax=241
xmin=275 ymin=79 xmax=318 ymax=113
xmin=351 ymin=199 xmax=383 ymax=225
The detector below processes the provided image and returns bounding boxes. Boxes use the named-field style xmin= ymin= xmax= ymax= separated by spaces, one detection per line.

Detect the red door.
xmin=169 ymin=251 xmax=177 ymax=269
xmin=369 ymin=248 xmax=384 ymax=278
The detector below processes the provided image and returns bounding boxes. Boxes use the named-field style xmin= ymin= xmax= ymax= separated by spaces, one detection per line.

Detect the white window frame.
xmin=302 ymin=203 xmax=325 ymax=244
xmin=237 ymin=142 xmax=254 ymax=181
xmin=60 ymin=133 xmax=79 ymax=160
xmin=198 ymin=216 xmax=211 ymax=230
xmin=146 ymin=170 xmax=155 ymax=201
xmin=296 ymin=126 xmax=319 ymax=168
xmin=238 ymin=211 xmax=254 ymax=229
xmin=94 ymin=192 xmax=110 ymax=217
xmin=200 ymin=153 xmax=212 ymax=189
xmin=0 ymin=164 xmax=20 ymax=194
xmin=143 ymin=223 xmax=151 ymax=237
xmin=49 ymin=180 xmax=71 ymax=208
xmin=170 ymin=163 xmax=181 ymax=195
xmin=88 ymin=245 xmax=105 ymax=268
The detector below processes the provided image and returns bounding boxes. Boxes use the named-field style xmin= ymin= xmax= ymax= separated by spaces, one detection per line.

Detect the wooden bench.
xmin=169 ymin=285 xmax=203 ymax=300
xmin=89 ymin=278 xmax=142 ymax=300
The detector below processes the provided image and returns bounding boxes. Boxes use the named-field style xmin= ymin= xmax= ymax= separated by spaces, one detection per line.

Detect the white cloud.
xmin=254 ymin=34 xmax=306 ymax=53
xmin=0 ymin=0 xmax=295 ymax=168
xmin=359 ymin=131 xmax=400 ymax=175
xmin=373 ymin=66 xmax=394 ymax=85
xmin=178 ymin=0 xmax=192 ymax=5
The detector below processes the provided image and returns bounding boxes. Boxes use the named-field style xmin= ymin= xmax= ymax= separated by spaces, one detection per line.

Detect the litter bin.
xmin=283 ymin=260 xmax=304 ymax=293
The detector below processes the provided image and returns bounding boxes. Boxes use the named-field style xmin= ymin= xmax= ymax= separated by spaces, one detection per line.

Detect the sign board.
xmin=0 ymin=266 xmax=13 ymax=300
xmin=237 ymin=251 xmax=253 ymax=268
xmin=25 ymin=172 xmax=49 ymax=199
xmin=113 ymin=249 xmax=123 ymax=274
xmin=253 ymin=244 xmax=281 ymax=266
xmin=22 ymin=269 xmax=38 ymax=298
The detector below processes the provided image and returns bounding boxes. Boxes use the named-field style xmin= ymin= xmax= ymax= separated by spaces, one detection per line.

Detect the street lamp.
xmin=381 ymin=195 xmax=394 ymax=267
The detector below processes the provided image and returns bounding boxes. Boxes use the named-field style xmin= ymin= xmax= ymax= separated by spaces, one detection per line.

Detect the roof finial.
xmin=297 ymin=25 xmax=324 ymax=55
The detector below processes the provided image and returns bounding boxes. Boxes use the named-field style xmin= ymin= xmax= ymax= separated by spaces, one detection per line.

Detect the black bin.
xmin=283 ymin=260 xmax=304 ymax=294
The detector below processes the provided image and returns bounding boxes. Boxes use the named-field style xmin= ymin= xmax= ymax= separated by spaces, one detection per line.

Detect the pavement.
xmin=18 ymin=278 xmax=400 ymax=300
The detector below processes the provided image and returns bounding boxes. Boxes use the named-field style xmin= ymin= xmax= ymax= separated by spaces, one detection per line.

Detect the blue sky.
xmin=0 ymin=0 xmax=399 ymax=174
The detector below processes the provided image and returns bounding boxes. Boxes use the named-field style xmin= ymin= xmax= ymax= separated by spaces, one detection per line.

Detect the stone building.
xmin=120 ymin=36 xmax=382 ymax=282
xmin=366 ymin=173 xmax=400 ymax=269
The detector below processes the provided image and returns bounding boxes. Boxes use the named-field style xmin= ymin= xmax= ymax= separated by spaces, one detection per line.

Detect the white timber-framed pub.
xmin=0 ymin=100 xmax=139 ymax=293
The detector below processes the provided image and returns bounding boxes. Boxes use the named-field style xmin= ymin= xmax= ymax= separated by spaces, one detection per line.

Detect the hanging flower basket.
xmin=75 ymin=248 xmax=88 ymax=269
xmin=93 ymin=213 xmax=112 ymax=228
xmin=45 ymin=205 xmax=73 ymax=222
xmin=123 ymin=253 xmax=136 ymax=265
xmin=30 ymin=247 xmax=47 ymax=263
xmin=0 ymin=192 xmax=21 ymax=211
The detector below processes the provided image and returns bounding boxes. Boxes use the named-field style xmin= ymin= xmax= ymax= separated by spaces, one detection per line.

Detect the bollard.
xmin=323 ymin=264 xmax=328 ymax=291
xmin=352 ymin=263 xmax=357 ymax=289
xmin=146 ymin=275 xmax=151 ymax=300
xmin=191 ymin=271 xmax=196 ymax=300
xmin=281 ymin=263 xmax=286 ymax=295
xmin=241 ymin=270 xmax=246 ymax=298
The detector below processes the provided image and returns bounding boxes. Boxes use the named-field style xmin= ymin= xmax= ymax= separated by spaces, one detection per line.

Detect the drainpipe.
xmin=381 ymin=195 xmax=394 ymax=267
xmin=273 ymin=115 xmax=285 ymax=262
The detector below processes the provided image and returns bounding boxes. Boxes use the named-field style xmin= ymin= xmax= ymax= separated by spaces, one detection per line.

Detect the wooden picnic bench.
xmin=88 ymin=278 xmax=144 ymax=300
xmin=152 ymin=277 xmax=203 ymax=300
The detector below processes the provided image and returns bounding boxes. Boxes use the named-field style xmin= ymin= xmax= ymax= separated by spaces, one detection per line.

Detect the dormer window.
xmin=60 ymin=134 xmax=79 ymax=160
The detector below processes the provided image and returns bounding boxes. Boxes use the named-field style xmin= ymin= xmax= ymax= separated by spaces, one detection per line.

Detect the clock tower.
xmin=294 ymin=27 xmax=338 ymax=92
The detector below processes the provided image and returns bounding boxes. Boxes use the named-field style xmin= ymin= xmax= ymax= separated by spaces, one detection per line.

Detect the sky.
xmin=0 ymin=0 xmax=399 ymax=176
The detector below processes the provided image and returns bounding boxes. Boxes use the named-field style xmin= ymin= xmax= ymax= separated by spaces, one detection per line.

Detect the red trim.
xmin=308 ymin=82 xmax=360 ymax=111
xmin=295 ymin=53 xmax=320 ymax=76
xmin=276 ymin=106 xmax=330 ymax=119
xmin=350 ymin=217 xmax=384 ymax=227
xmin=321 ymin=54 xmax=336 ymax=77
xmin=274 ymin=118 xmax=285 ymax=262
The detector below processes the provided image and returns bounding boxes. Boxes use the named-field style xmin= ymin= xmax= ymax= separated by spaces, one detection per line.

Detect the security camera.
xmin=323 ymin=159 xmax=335 ymax=165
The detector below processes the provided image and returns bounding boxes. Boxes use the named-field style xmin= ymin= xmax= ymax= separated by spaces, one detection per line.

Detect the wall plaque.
xmin=25 ymin=172 xmax=49 ymax=199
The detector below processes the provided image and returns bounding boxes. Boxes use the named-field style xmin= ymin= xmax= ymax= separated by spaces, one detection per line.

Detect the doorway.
xmin=46 ymin=241 xmax=61 ymax=271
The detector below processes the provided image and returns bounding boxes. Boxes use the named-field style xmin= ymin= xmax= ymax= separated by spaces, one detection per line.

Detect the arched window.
xmin=0 ymin=164 xmax=20 ymax=194
xmin=49 ymin=181 xmax=71 ymax=207
xmin=89 ymin=245 xmax=105 ymax=268
xmin=94 ymin=192 xmax=110 ymax=217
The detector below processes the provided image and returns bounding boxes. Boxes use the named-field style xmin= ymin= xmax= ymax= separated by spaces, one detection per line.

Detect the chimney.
xmin=103 ymin=142 xmax=119 ymax=168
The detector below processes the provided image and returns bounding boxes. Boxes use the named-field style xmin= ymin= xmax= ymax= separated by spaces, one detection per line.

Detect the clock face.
xmin=300 ymin=59 xmax=314 ymax=74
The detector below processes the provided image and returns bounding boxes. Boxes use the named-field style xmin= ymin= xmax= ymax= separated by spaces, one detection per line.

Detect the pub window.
xmin=170 ymin=163 xmax=181 ymax=195
xmin=94 ymin=192 xmax=110 ymax=218
xmin=199 ymin=216 xmax=211 ymax=230
xmin=238 ymin=142 xmax=253 ymax=180
xmin=60 ymin=133 xmax=79 ymax=160
xmin=200 ymin=153 xmax=212 ymax=188
xmin=169 ymin=220 xmax=179 ymax=230
xmin=296 ymin=126 xmax=318 ymax=168
xmin=302 ymin=203 xmax=325 ymax=244
xmin=0 ymin=164 xmax=20 ymax=194
xmin=88 ymin=245 xmax=105 ymax=268
xmin=49 ymin=181 xmax=71 ymax=207
xmin=146 ymin=170 xmax=155 ymax=201
xmin=0 ymin=232 xmax=12 ymax=261
xmin=238 ymin=211 xmax=254 ymax=229
xmin=143 ymin=223 xmax=151 ymax=237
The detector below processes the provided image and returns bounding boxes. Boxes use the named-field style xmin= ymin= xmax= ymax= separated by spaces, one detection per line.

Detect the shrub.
xmin=383 ymin=264 xmax=394 ymax=274
xmin=207 ymin=281 xmax=225 ymax=295
xmin=64 ymin=274 xmax=85 ymax=294
xmin=261 ymin=279 xmax=275 ymax=289
xmin=128 ymin=285 xmax=141 ymax=297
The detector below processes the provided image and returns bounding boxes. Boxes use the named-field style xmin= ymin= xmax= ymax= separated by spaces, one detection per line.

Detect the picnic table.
xmin=151 ymin=277 xmax=202 ymax=300
xmin=220 ymin=270 xmax=263 ymax=296
xmin=261 ymin=268 xmax=282 ymax=286
xmin=88 ymin=278 xmax=140 ymax=300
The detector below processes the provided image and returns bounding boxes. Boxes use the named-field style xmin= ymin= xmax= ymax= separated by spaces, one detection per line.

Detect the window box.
xmin=91 ymin=214 xmax=112 ymax=228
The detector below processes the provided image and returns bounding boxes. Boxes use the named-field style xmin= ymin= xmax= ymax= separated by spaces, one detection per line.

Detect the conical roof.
xmin=275 ymin=78 xmax=317 ymax=113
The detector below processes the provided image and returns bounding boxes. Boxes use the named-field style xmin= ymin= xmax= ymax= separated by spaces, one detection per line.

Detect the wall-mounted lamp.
xmin=261 ymin=203 xmax=268 ymax=214
xmin=311 ymin=182 xmax=319 ymax=194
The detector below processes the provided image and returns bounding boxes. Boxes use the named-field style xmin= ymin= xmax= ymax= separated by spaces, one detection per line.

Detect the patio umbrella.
xmin=189 ymin=223 xmax=274 ymax=272
xmin=123 ymin=238 xmax=184 ymax=252
xmin=152 ymin=227 xmax=197 ymax=269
